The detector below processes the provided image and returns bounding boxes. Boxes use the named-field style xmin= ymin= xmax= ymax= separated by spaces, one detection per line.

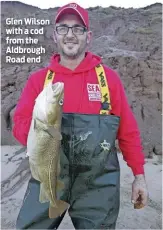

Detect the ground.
xmin=1 ymin=145 xmax=162 ymax=229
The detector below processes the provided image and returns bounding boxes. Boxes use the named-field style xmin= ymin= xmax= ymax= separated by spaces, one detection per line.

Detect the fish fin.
xmin=34 ymin=118 xmax=46 ymax=131
xmin=49 ymin=200 xmax=69 ymax=219
xmin=29 ymin=163 xmax=40 ymax=181
xmin=34 ymin=118 xmax=62 ymax=140
xmin=47 ymin=126 xmax=62 ymax=140
xmin=39 ymin=183 xmax=49 ymax=203
xmin=56 ymin=180 xmax=65 ymax=191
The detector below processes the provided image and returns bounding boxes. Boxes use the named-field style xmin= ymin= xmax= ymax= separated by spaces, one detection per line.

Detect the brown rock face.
xmin=1 ymin=2 xmax=162 ymax=157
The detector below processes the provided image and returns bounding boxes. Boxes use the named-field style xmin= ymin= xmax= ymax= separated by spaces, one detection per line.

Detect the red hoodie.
xmin=12 ymin=52 xmax=145 ymax=175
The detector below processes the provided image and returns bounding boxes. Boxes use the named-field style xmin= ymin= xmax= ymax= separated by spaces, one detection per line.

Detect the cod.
xmin=26 ymin=81 xmax=69 ymax=218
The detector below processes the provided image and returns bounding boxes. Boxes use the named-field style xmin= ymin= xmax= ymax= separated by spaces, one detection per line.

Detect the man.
xmin=13 ymin=2 xmax=148 ymax=229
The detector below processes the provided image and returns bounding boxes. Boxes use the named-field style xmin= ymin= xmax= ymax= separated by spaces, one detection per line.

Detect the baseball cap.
xmin=55 ymin=2 xmax=89 ymax=29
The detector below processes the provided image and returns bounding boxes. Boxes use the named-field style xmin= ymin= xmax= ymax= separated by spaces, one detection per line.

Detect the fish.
xmin=26 ymin=81 xmax=69 ymax=218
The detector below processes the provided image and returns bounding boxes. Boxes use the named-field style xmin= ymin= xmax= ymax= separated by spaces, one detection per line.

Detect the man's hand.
xmin=131 ymin=174 xmax=148 ymax=209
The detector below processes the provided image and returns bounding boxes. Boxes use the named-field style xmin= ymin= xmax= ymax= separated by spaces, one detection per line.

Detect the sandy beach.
xmin=1 ymin=145 xmax=162 ymax=229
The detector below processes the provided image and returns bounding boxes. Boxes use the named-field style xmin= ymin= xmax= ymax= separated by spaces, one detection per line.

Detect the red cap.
xmin=55 ymin=3 xmax=89 ymax=29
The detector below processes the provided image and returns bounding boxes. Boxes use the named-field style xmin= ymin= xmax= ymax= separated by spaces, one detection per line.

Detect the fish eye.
xmin=59 ymin=99 xmax=63 ymax=105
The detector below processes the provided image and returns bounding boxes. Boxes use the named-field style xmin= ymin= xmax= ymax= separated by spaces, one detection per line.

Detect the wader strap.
xmin=95 ymin=64 xmax=112 ymax=115
xmin=44 ymin=65 xmax=111 ymax=114
xmin=43 ymin=70 xmax=55 ymax=88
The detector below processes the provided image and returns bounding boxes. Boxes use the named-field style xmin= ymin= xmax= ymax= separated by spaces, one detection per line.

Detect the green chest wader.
xmin=16 ymin=65 xmax=120 ymax=229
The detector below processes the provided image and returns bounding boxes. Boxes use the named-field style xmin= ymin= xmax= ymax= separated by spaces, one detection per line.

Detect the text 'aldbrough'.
xmin=6 ymin=18 xmax=50 ymax=25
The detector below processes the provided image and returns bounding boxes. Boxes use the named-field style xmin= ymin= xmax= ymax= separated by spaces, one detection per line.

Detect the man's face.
xmin=54 ymin=14 xmax=92 ymax=59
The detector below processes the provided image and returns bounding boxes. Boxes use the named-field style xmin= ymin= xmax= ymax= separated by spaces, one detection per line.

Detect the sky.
xmin=3 ymin=0 xmax=161 ymax=9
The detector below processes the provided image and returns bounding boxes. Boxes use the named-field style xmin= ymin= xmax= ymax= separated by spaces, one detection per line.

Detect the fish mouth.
xmin=52 ymin=82 xmax=64 ymax=94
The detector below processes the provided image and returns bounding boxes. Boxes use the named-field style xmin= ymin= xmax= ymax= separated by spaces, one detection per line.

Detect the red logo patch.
xmin=87 ymin=84 xmax=101 ymax=101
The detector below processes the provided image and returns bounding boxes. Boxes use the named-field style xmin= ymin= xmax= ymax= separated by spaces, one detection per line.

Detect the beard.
xmin=58 ymin=39 xmax=87 ymax=59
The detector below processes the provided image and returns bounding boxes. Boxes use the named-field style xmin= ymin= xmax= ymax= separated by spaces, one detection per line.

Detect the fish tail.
xmin=48 ymin=200 xmax=69 ymax=219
